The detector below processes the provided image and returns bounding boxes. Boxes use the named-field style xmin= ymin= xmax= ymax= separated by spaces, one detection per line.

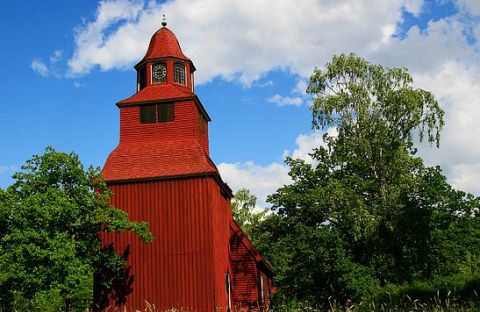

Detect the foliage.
xmin=231 ymin=188 xmax=266 ymax=238
xmin=271 ymin=295 xmax=480 ymax=312
xmin=376 ymin=272 xmax=480 ymax=306
xmin=250 ymin=54 xmax=480 ymax=308
xmin=0 ymin=147 xmax=153 ymax=311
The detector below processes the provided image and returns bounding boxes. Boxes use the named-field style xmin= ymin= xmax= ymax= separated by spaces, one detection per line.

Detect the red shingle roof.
xmin=102 ymin=139 xmax=218 ymax=182
xmin=118 ymin=84 xmax=194 ymax=105
xmin=143 ymin=27 xmax=190 ymax=61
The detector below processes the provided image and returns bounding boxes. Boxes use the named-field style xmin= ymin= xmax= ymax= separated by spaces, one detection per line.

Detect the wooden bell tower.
xmin=101 ymin=20 xmax=274 ymax=312
xmin=102 ymin=21 xmax=234 ymax=311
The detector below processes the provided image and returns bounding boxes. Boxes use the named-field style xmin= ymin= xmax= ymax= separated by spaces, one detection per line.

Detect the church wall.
xmin=230 ymin=232 xmax=260 ymax=310
xmin=230 ymin=229 xmax=275 ymax=311
xmin=102 ymin=177 xmax=219 ymax=311
xmin=208 ymin=178 xmax=234 ymax=310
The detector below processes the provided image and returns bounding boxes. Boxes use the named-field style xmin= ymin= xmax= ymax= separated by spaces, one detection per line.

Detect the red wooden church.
xmin=101 ymin=21 xmax=274 ymax=311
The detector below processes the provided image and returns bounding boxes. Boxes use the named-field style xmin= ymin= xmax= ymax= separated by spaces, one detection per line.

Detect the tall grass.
xmin=3 ymin=294 xmax=479 ymax=312
xmin=271 ymin=293 xmax=479 ymax=312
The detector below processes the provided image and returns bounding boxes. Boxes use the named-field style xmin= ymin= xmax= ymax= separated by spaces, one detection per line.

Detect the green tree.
xmin=0 ymin=147 xmax=153 ymax=311
xmin=254 ymin=54 xmax=480 ymax=306
xmin=307 ymin=53 xmax=444 ymax=203
xmin=231 ymin=188 xmax=265 ymax=239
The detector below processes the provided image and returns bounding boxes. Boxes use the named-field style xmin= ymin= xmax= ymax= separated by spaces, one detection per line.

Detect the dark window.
xmin=139 ymin=103 xmax=174 ymax=123
xmin=158 ymin=102 xmax=174 ymax=122
xmin=138 ymin=66 xmax=146 ymax=90
xmin=140 ymin=105 xmax=156 ymax=123
xmin=174 ymin=63 xmax=186 ymax=85
xmin=259 ymin=273 xmax=265 ymax=304
xmin=225 ymin=273 xmax=232 ymax=311
xmin=198 ymin=113 xmax=205 ymax=132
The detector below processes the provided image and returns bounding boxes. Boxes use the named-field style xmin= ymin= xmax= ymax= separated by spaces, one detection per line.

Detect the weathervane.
xmin=161 ymin=14 xmax=167 ymax=27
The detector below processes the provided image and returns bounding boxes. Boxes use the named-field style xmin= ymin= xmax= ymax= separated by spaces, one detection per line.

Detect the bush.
xmin=375 ymin=273 xmax=480 ymax=306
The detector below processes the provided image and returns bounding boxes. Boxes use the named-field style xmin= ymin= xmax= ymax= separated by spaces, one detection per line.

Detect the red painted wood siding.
xmin=259 ymin=271 xmax=272 ymax=309
xmin=230 ymin=231 xmax=260 ymax=311
xmin=103 ymin=99 xmax=213 ymax=182
xmin=209 ymin=181 xmax=233 ymax=309
xmin=103 ymin=176 xmax=231 ymax=311
xmin=230 ymin=229 xmax=274 ymax=311
xmin=119 ymin=99 xmax=208 ymax=154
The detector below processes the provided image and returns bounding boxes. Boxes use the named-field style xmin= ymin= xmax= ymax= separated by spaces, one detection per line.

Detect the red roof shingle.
xmin=102 ymin=139 xmax=217 ymax=182
xmin=118 ymin=84 xmax=194 ymax=105
xmin=142 ymin=27 xmax=190 ymax=61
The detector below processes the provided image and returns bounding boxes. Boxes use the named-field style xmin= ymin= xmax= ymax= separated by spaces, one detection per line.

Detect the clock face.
xmin=152 ymin=63 xmax=166 ymax=82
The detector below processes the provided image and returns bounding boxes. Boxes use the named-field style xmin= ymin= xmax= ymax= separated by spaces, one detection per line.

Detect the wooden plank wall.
xmin=101 ymin=177 xmax=220 ymax=311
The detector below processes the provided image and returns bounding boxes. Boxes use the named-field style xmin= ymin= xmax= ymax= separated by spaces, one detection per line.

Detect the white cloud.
xmin=413 ymin=61 xmax=480 ymax=194
xmin=456 ymin=0 xmax=480 ymax=16
xmin=31 ymin=50 xmax=64 ymax=78
xmin=449 ymin=163 xmax=480 ymax=194
xmin=293 ymin=79 xmax=309 ymax=95
xmin=475 ymin=23 xmax=480 ymax=41
xmin=63 ymin=0 xmax=480 ymax=196
xmin=373 ymin=17 xmax=477 ymax=73
xmin=255 ymin=80 xmax=274 ymax=88
xmin=287 ymin=128 xmax=338 ymax=164
xmin=63 ymin=0 xmax=479 ymax=87
xmin=266 ymin=79 xmax=310 ymax=107
xmin=67 ymin=0 xmax=418 ymax=84
xmin=403 ymin=0 xmax=424 ymax=17
xmin=218 ymin=129 xmax=335 ymax=207
xmin=267 ymin=94 xmax=303 ymax=106
xmin=31 ymin=59 xmax=49 ymax=77
xmin=50 ymin=50 xmax=63 ymax=63
xmin=218 ymin=161 xmax=291 ymax=208
xmin=68 ymin=0 xmax=145 ymax=75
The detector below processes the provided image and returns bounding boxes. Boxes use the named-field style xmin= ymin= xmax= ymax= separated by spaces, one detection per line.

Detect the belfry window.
xmin=174 ymin=63 xmax=186 ymax=85
xmin=139 ymin=102 xmax=174 ymax=124
xmin=140 ymin=104 xmax=156 ymax=123
xmin=152 ymin=62 xmax=167 ymax=84
xmin=138 ymin=66 xmax=146 ymax=91
xmin=158 ymin=102 xmax=174 ymax=122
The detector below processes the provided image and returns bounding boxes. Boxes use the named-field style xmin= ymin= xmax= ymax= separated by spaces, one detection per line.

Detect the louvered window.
xmin=139 ymin=103 xmax=174 ymax=123
xmin=174 ymin=63 xmax=186 ymax=85
xmin=138 ymin=66 xmax=146 ymax=91
xmin=158 ymin=102 xmax=174 ymax=122
xmin=140 ymin=104 xmax=156 ymax=123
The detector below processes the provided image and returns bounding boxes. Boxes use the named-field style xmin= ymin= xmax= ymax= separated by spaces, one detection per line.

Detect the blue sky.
xmin=1 ymin=0 xmax=479 ymax=206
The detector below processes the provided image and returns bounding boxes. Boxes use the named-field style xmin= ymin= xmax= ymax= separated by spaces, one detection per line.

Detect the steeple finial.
xmin=161 ymin=14 xmax=167 ymax=27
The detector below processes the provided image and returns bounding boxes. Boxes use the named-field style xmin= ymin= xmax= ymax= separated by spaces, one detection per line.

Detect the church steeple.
xmin=133 ymin=24 xmax=195 ymax=93
xmin=142 ymin=26 xmax=191 ymax=62
xmin=100 ymin=22 xmax=274 ymax=312
xmin=103 ymin=25 xmax=212 ymax=183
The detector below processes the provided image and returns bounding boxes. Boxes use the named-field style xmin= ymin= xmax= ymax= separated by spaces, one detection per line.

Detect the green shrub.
xmin=375 ymin=272 xmax=480 ymax=306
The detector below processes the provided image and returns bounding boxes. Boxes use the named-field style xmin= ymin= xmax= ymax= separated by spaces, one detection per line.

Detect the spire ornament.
xmin=161 ymin=14 xmax=167 ymax=27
